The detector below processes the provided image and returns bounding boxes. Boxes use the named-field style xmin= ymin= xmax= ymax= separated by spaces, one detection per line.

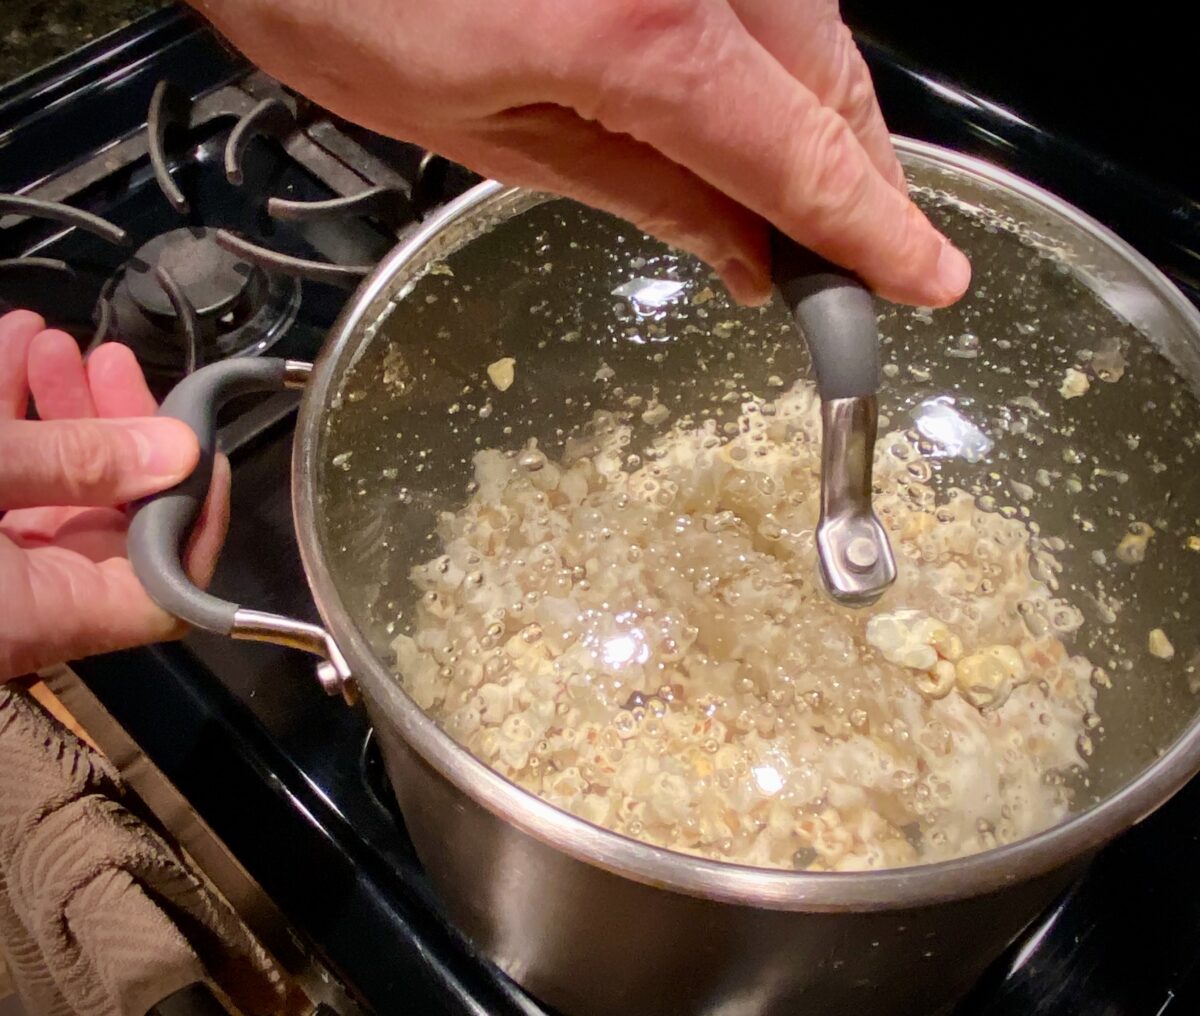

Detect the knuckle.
xmin=825 ymin=24 xmax=878 ymax=125
xmin=577 ymin=0 xmax=708 ymax=123
xmin=792 ymin=110 xmax=870 ymax=234
xmin=840 ymin=64 xmax=879 ymax=130
xmin=604 ymin=0 xmax=698 ymax=39
xmin=53 ymin=423 xmax=114 ymax=497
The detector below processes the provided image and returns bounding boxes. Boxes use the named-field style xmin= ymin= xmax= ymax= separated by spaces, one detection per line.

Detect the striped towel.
xmin=0 ymin=686 xmax=287 ymax=1016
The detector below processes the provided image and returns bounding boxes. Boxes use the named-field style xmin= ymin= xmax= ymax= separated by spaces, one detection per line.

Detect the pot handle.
xmin=127 ymin=358 xmax=356 ymax=703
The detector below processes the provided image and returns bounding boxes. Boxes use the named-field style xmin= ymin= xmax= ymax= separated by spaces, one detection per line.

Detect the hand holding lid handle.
xmin=771 ymin=231 xmax=896 ymax=605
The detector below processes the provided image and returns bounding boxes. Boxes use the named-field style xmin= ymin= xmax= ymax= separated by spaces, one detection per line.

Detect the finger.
xmin=30 ymin=508 xmax=129 ymax=563
xmin=0 ymin=310 xmax=44 ymax=420
xmin=729 ymin=0 xmax=907 ymax=190
xmin=3 ymin=453 xmax=229 ymax=576
xmin=0 ymin=543 xmax=180 ymax=680
xmin=0 ymin=505 xmax=83 ymax=544
xmin=562 ymin=6 xmax=970 ymax=306
xmin=0 ymin=417 xmax=198 ymax=509
xmin=423 ymin=105 xmax=771 ymax=303
xmin=184 ymin=452 xmax=231 ymax=588
xmin=27 ymin=329 xmax=97 ymax=420
xmin=86 ymin=342 xmax=158 ymax=418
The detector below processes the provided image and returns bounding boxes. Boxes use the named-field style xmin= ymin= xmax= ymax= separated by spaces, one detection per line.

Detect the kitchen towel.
xmin=0 ymin=685 xmax=287 ymax=1016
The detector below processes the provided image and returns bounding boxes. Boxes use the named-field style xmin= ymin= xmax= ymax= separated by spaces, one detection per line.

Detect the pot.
xmin=129 ymin=139 xmax=1200 ymax=1015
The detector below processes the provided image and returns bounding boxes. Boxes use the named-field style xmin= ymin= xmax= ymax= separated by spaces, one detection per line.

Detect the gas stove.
xmin=0 ymin=14 xmax=473 ymax=407
xmin=3 ymin=8 xmax=1200 ymax=1016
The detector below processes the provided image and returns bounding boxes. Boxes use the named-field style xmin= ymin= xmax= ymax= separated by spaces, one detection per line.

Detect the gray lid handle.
xmin=771 ymin=232 xmax=895 ymax=605
xmin=770 ymin=231 xmax=880 ymax=400
xmin=126 ymin=358 xmax=355 ymax=700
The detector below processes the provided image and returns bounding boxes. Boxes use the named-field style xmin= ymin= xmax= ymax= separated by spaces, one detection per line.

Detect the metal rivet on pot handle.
xmin=771 ymin=231 xmax=897 ymax=606
xmin=126 ymin=357 xmax=358 ymax=704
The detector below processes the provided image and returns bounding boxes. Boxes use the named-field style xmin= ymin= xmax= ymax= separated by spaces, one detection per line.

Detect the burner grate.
xmin=0 ymin=69 xmax=475 ymax=385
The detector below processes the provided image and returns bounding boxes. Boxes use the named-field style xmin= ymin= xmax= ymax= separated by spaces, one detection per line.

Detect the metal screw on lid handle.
xmin=771 ymin=231 xmax=897 ymax=606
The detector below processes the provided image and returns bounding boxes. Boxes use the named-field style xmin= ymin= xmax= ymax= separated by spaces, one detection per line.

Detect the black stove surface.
xmin=3 ymin=9 xmax=1199 ymax=1016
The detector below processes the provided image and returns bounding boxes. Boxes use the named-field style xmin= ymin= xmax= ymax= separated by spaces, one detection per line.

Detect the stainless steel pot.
xmin=129 ymin=139 xmax=1200 ymax=1016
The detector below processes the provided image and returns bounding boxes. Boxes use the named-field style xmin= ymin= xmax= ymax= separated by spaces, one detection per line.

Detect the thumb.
xmin=0 ymin=417 xmax=198 ymax=510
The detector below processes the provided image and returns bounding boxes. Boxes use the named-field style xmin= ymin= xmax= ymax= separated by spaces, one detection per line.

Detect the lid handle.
xmin=771 ymin=232 xmax=896 ymax=604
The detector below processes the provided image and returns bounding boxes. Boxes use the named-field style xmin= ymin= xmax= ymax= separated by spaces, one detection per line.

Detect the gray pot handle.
xmin=127 ymin=358 xmax=355 ymax=701
xmin=771 ymin=232 xmax=896 ymax=606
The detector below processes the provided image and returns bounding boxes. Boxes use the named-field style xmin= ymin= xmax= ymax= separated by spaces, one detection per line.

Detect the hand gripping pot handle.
xmin=126 ymin=358 xmax=355 ymax=702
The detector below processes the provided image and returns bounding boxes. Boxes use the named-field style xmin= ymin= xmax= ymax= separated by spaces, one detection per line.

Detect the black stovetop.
xmin=3 ymin=8 xmax=1200 ymax=1016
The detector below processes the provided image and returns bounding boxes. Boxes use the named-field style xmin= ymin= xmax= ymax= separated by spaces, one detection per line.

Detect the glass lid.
xmin=313 ymin=145 xmax=1200 ymax=873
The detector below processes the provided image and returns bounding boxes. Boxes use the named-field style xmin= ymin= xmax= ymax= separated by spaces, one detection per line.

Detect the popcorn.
xmin=1149 ymin=628 xmax=1175 ymax=660
xmin=916 ymin=660 xmax=958 ymax=700
xmin=955 ymin=645 xmax=1027 ymax=710
xmin=1117 ymin=522 xmax=1154 ymax=564
xmin=1059 ymin=367 xmax=1090 ymax=399
xmin=866 ymin=610 xmax=962 ymax=671
xmin=487 ymin=356 xmax=516 ymax=391
xmin=392 ymin=383 xmax=1099 ymax=871
xmin=477 ymin=682 xmax=512 ymax=724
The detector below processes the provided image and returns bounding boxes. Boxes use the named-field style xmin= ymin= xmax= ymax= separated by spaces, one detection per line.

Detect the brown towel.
xmin=0 ymin=686 xmax=288 ymax=1016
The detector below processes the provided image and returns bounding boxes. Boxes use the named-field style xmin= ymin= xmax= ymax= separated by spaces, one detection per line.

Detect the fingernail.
xmin=127 ymin=419 xmax=196 ymax=480
xmin=722 ymin=259 xmax=772 ymax=307
xmin=936 ymin=242 xmax=972 ymax=300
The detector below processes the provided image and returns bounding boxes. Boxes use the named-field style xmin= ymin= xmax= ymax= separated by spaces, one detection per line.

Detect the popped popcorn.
xmin=1059 ymin=367 xmax=1090 ymax=399
xmin=393 ymin=383 xmax=1099 ymax=871
xmin=954 ymin=645 xmax=1027 ymax=710
xmin=487 ymin=356 xmax=516 ymax=391
xmin=1116 ymin=522 xmax=1154 ymax=564
xmin=866 ymin=610 xmax=960 ymax=671
xmin=1149 ymin=628 xmax=1175 ymax=660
